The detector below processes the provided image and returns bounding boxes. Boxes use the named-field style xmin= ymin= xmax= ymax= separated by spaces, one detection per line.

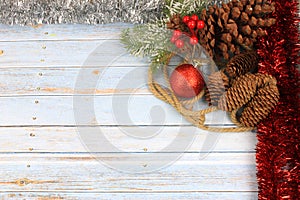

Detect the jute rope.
xmin=148 ymin=54 xmax=279 ymax=132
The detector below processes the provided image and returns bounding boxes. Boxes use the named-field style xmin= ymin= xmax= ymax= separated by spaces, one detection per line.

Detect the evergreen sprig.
xmin=120 ymin=22 xmax=173 ymax=70
xmin=120 ymin=23 xmax=168 ymax=57
xmin=120 ymin=0 xmax=209 ymax=71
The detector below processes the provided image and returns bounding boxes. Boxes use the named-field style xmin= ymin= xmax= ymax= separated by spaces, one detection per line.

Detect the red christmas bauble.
xmin=170 ymin=64 xmax=205 ymax=98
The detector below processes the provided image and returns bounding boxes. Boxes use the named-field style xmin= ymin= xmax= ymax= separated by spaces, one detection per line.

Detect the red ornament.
xmin=197 ymin=20 xmax=205 ymax=29
xmin=175 ymin=39 xmax=184 ymax=48
xmin=170 ymin=64 xmax=205 ymax=98
xmin=187 ymin=20 xmax=196 ymax=29
xmin=189 ymin=36 xmax=199 ymax=45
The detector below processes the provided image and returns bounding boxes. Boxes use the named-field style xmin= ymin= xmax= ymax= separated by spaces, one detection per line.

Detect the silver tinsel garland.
xmin=0 ymin=0 xmax=165 ymax=25
xmin=0 ymin=0 xmax=230 ymax=25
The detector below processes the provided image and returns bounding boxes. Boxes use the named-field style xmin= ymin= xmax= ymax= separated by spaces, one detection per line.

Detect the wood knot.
xmin=13 ymin=178 xmax=57 ymax=186
xmin=16 ymin=178 xmax=31 ymax=186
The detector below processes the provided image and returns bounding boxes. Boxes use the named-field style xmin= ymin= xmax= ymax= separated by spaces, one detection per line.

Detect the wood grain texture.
xmin=0 ymin=24 xmax=127 ymax=42
xmin=0 ymin=96 xmax=233 ymax=126
xmin=0 ymin=67 xmax=149 ymax=96
xmin=0 ymin=192 xmax=258 ymax=200
xmin=0 ymin=40 xmax=148 ymax=67
xmin=0 ymin=24 xmax=258 ymax=199
xmin=0 ymin=153 xmax=257 ymax=192
xmin=0 ymin=127 xmax=256 ymax=153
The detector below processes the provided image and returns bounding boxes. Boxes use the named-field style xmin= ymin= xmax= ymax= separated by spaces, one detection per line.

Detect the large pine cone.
xmin=199 ymin=0 xmax=276 ymax=62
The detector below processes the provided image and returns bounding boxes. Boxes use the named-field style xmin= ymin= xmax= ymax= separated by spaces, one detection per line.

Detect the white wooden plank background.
xmin=0 ymin=96 xmax=235 ymax=126
xmin=0 ymin=24 xmax=258 ymax=199
xmin=0 ymin=67 xmax=150 ymax=95
xmin=0 ymin=127 xmax=256 ymax=153
xmin=0 ymin=193 xmax=258 ymax=200
xmin=0 ymin=153 xmax=256 ymax=191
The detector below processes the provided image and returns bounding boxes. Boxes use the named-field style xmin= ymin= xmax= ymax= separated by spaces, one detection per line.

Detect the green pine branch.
xmin=120 ymin=22 xmax=173 ymax=70
xmin=120 ymin=0 xmax=210 ymax=71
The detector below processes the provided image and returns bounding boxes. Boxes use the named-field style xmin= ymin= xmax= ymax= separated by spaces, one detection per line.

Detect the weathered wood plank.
xmin=0 ymin=127 xmax=256 ymax=153
xmin=0 ymin=67 xmax=149 ymax=96
xmin=0 ymin=96 xmax=234 ymax=126
xmin=0 ymin=40 xmax=148 ymax=67
xmin=0 ymin=24 xmax=129 ymax=42
xmin=0 ymin=153 xmax=257 ymax=192
xmin=0 ymin=192 xmax=258 ymax=200
xmin=0 ymin=65 xmax=208 ymax=96
xmin=0 ymin=23 xmax=257 ymax=198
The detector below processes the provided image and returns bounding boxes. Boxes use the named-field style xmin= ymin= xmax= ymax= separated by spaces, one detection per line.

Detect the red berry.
xmin=197 ymin=20 xmax=205 ymax=29
xmin=175 ymin=39 xmax=184 ymax=48
xmin=170 ymin=36 xmax=177 ymax=43
xmin=173 ymin=30 xmax=182 ymax=38
xmin=187 ymin=20 xmax=196 ymax=29
xmin=191 ymin=14 xmax=199 ymax=21
xmin=190 ymin=36 xmax=199 ymax=45
xmin=182 ymin=16 xmax=190 ymax=23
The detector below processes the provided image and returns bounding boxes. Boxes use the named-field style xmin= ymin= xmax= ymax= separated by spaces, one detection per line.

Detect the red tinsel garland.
xmin=256 ymin=0 xmax=300 ymax=199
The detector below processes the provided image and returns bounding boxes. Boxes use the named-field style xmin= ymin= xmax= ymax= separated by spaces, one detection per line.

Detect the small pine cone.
xmin=206 ymin=71 xmax=230 ymax=105
xmin=218 ymin=73 xmax=257 ymax=111
xmin=225 ymin=51 xmax=259 ymax=78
